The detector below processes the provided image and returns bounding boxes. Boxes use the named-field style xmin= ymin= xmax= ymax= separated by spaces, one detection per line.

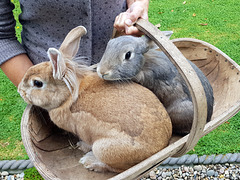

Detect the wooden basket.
xmin=21 ymin=19 xmax=240 ymax=180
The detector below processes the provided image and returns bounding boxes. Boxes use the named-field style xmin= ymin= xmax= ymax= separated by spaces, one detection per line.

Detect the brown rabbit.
xmin=18 ymin=26 xmax=172 ymax=173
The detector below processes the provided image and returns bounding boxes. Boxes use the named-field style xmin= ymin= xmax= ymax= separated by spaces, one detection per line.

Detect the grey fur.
xmin=97 ymin=35 xmax=214 ymax=135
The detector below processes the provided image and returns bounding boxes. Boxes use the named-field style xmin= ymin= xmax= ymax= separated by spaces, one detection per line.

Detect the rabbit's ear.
xmin=59 ymin=26 xmax=87 ymax=59
xmin=141 ymin=31 xmax=173 ymax=50
xmin=141 ymin=35 xmax=159 ymax=50
xmin=48 ymin=48 xmax=66 ymax=79
xmin=162 ymin=31 xmax=173 ymax=39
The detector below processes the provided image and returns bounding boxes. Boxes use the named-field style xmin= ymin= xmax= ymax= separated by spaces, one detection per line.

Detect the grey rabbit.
xmin=97 ymin=34 xmax=214 ymax=135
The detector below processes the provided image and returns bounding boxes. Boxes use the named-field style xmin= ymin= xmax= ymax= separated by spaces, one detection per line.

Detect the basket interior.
xmin=173 ymin=39 xmax=240 ymax=121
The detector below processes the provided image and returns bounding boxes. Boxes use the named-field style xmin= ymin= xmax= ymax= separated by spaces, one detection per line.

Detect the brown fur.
xmin=18 ymin=26 xmax=172 ymax=172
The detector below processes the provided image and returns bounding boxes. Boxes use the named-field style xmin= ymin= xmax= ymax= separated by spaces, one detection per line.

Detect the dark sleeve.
xmin=0 ymin=0 xmax=26 ymax=66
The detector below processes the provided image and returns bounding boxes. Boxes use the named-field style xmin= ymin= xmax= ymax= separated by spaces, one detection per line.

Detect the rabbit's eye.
xmin=125 ymin=51 xmax=131 ymax=60
xmin=33 ymin=80 xmax=43 ymax=88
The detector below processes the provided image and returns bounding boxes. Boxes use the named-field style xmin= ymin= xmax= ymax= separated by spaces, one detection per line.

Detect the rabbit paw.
xmin=79 ymin=151 xmax=111 ymax=172
xmin=76 ymin=141 xmax=92 ymax=153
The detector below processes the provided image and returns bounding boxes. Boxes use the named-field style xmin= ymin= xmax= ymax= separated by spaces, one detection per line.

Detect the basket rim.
xmin=21 ymin=105 xmax=60 ymax=180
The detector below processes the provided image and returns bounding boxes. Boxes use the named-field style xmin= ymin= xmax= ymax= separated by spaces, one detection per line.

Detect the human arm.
xmin=114 ymin=0 xmax=149 ymax=35
xmin=1 ymin=54 xmax=33 ymax=87
xmin=0 ymin=0 xmax=32 ymax=87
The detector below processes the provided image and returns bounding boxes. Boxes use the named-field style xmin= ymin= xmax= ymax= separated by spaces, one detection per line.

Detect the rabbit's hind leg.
xmin=79 ymin=151 xmax=120 ymax=172
xmin=92 ymin=135 xmax=147 ymax=172
xmin=167 ymin=99 xmax=194 ymax=135
xmin=76 ymin=141 xmax=92 ymax=153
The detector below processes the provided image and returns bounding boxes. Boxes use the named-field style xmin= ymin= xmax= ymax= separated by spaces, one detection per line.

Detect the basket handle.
xmin=134 ymin=19 xmax=208 ymax=156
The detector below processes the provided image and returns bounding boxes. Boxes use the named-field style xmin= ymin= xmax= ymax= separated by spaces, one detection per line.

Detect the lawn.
xmin=0 ymin=0 xmax=27 ymax=160
xmin=0 ymin=0 xmax=239 ymax=165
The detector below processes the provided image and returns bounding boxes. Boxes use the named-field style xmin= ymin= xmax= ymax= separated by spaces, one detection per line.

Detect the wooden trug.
xmin=21 ymin=19 xmax=240 ymax=180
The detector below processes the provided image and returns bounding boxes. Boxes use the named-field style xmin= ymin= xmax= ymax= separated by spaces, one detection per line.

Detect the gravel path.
xmin=1 ymin=162 xmax=240 ymax=179
xmin=141 ymin=163 xmax=240 ymax=180
xmin=0 ymin=172 xmax=24 ymax=180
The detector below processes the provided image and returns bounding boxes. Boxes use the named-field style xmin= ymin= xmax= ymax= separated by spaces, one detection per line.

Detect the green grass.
xmin=190 ymin=116 xmax=240 ymax=156
xmin=148 ymin=0 xmax=240 ymax=61
xmin=0 ymin=0 xmax=240 ymax=164
xmin=24 ymin=167 xmax=44 ymax=180
xmin=0 ymin=0 xmax=27 ymax=160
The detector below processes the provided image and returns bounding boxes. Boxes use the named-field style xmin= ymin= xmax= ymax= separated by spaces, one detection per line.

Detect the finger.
xmin=125 ymin=26 xmax=144 ymax=36
xmin=114 ymin=13 xmax=128 ymax=31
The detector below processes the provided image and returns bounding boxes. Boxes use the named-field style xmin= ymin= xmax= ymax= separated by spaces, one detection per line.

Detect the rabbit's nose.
xmin=96 ymin=66 xmax=111 ymax=79
xmin=102 ymin=72 xmax=109 ymax=79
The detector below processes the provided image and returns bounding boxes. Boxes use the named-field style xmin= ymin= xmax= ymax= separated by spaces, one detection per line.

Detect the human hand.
xmin=114 ymin=0 xmax=149 ymax=36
